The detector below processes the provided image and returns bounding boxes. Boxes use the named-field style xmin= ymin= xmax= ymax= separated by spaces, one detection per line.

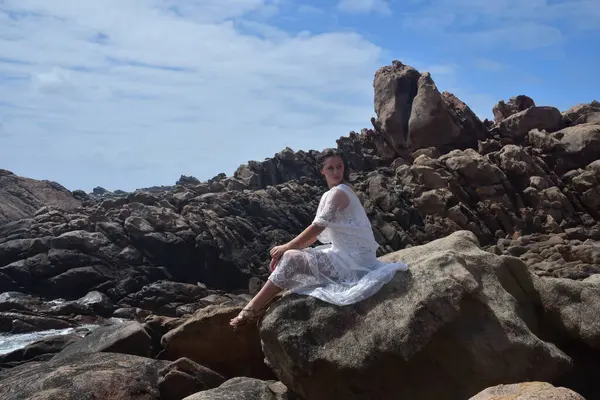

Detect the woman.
xmin=229 ymin=148 xmax=408 ymax=327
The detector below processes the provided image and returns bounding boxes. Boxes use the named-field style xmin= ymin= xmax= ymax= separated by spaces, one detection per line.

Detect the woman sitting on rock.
xmin=230 ymin=148 xmax=408 ymax=327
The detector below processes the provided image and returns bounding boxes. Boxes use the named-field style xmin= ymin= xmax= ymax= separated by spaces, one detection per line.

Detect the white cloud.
xmin=337 ymin=0 xmax=391 ymax=15
xmin=0 ymin=0 xmax=385 ymax=191
xmin=401 ymin=0 xmax=599 ymax=51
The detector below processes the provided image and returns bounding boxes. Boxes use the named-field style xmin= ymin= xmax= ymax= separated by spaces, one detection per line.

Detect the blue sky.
xmin=0 ymin=0 xmax=599 ymax=192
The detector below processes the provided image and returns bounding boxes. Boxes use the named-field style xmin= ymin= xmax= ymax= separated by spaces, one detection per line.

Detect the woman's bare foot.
xmin=229 ymin=280 xmax=282 ymax=329
xmin=229 ymin=306 xmax=266 ymax=328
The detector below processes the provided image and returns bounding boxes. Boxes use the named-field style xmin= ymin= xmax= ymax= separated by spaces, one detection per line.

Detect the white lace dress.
xmin=268 ymin=183 xmax=408 ymax=306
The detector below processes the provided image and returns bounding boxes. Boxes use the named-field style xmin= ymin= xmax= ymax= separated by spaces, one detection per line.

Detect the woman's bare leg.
xmin=230 ymin=250 xmax=311 ymax=327
xmin=245 ymin=280 xmax=282 ymax=311
xmin=229 ymin=279 xmax=282 ymax=326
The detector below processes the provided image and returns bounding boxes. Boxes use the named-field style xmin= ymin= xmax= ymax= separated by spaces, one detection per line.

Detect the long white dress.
xmin=268 ymin=183 xmax=408 ymax=306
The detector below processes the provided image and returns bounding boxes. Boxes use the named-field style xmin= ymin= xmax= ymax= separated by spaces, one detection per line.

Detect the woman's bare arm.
xmin=270 ymin=223 xmax=325 ymax=271
xmin=287 ymin=223 xmax=325 ymax=249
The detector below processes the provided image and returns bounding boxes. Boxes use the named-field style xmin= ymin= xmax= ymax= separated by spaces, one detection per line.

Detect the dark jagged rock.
xmin=0 ymin=311 xmax=74 ymax=333
xmin=496 ymin=106 xmax=564 ymax=141
xmin=492 ymin=95 xmax=536 ymax=123
xmin=177 ymin=175 xmax=201 ymax=186
xmin=52 ymin=320 xmax=154 ymax=362
xmin=0 ymin=170 xmax=81 ymax=226
xmin=562 ymin=100 xmax=600 ymax=126
xmin=0 ymin=333 xmax=81 ymax=369
xmin=372 ymin=60 xmax=421 ymax=153
xmin=372 ymin=61 xmax=487 ymax=154
xmin=183 ymin=377 xmax=292 ymax=400
xmin=158 ymin=357 xmax=225 ymax=400
xmin=0 ymin=352 xmax=170 ymax=400
xmin=530 ymin=122 xmax=600 ymax=175
xmin=160 ymin=304 xmax=273 ymax=379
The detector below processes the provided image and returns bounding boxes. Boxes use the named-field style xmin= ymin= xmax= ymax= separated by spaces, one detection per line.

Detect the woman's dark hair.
xmin=317 ymin=148 xmax=350 ymax=182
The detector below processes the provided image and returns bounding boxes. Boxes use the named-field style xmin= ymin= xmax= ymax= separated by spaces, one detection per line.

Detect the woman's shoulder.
xmin=321 ymin=183 xmax=355 ymax=202
xmin=334 ymin=183 xmax=359 ymax=198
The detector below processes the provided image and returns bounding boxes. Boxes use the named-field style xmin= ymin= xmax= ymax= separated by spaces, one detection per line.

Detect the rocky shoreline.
xmin=0 ymin=60 xmax=598 ymax=399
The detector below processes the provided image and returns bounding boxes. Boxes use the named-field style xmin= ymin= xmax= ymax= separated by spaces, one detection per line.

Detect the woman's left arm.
xmin=287 ymin=223 xmax=325 ymax=250
xmin=269 ymin=224 xmax=325 ymax=270
xmin=270 ymin=188 xmax=349 ymax=270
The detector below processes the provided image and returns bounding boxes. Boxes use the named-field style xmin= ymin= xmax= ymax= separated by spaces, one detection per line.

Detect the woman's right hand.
xmin=269 ymin=244 xmax=290 ymax=272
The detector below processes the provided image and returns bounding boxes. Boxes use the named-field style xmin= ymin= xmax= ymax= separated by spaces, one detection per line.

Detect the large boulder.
xmin=372 ymin=60 xmax=421 ymax=153
xmin=52 ymin=321 xmax=154 ymax=362
xmin=498 ymin=106 xmax=563 ymax=140
xmin=493 ymin=95 xmax=536 ymax=123
xmin=470 ymin=382 xmax=584 ymax=400
xmin=0 ymin=352 xmax=169 ymax=400
xmin=183 ymin=378 xmax=290 ymax=400
xmin=0 ymin=170 xmax=81 ymax=226
xmin=442 ymin=91 xmax=489 ymax=149
xmin=563 ymin=100 xmax=600 ymax=126
xmin=158 ymin=357 xmax=225 ymax=400
xmin=534 ymin=275 xmax=600 ymax=349
xmin=372 ymin=61 xmax=487 ymax=153
xmin=529 ymin=122 xmax=600 ymax=175
xmin=160 ymin=305 xmax=273 ymax=379
xmin=259 ymin=231 xmax=571 ymax=400
xmin=117 ymin=280 xmax=211 ymax=317
xmin=407 ymin=72 xmax=462 ymax=150
xmin=0 ymin=333 xmax=81 ymax=369
xmin=496 ymin=232 xmax=600 ymax=280
xmin=235 ymin=148 xmax=320 ymax=190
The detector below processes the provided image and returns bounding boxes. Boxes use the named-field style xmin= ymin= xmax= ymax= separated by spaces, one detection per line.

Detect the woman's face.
xmin=321 ymin=156 xmax=344 ymax=186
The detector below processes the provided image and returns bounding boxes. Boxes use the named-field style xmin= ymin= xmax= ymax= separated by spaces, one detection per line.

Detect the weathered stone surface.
xmin=372 ymin=60 xmax=421 ymax=153
xmin=469 ymin=381 xmax=584 ymax=400
xmin=259 ymin=231 xmax=571 ymax=400
xmin=533 ymin=122 xmax=600 ymax=175
xmin=117 ymin=281 xmax=212 ymax=317
xmin=534 ymin=275 xmax=600 ymax=350
xmin=0 ymin=311 xmax=73 ymax=333
xmin=563 ymin=100 xmax=600 ymax=126
xmin=160 ymin=305 xmax=273 ymax=379
xmin=407 ymin=72 xmax=461 ymax=150
xmin=493 ymin=95 xmax=536 ymax=123
xmin=53 ymin=321 xmax=153 ymax=362
xmin=0 ymin=352 xmax=169 ymax=400
xmin=158 ymin=357 xmax=225 ymax=400
xmin=0 ymin=170 xmax=81 ymax=226
xmin=0 ymin=333 xmax=81 ymax=369
xmin=183 ymin=377 xmax=291 ymax=400
xmin=498 ymin=106 xmax=563 ymax=140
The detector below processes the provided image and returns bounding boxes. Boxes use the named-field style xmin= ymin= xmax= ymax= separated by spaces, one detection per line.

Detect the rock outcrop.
xmin=182 ymin=378 xmax=291 ymax=400
xmin=470 ymin=382 xmax=584 ymax=400
xmin=563 ymin=100 xmax=600 ymax=125
xmin=372 ymin=61 xmax=487 ymax=154
xmin=259 ymin=231 xmax=571 ymax=400
xmin=493 ymin=95 xmax=536 ymax=123
xmin=531 ymin=122 xmax=600 ymax=175
xmin=497 ymin=106 xmax=563 ymax=140
xmin=0 ymin=169 xmax=81 ymax=226
xmin=160 ymin=304 xmax=274 ymax=379
xmin=0 ymin=352 xmax=169 ymax=400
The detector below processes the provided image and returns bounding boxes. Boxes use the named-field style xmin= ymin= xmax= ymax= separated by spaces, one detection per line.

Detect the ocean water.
xmin=0 ymin=324 xmax=101 ymax=356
